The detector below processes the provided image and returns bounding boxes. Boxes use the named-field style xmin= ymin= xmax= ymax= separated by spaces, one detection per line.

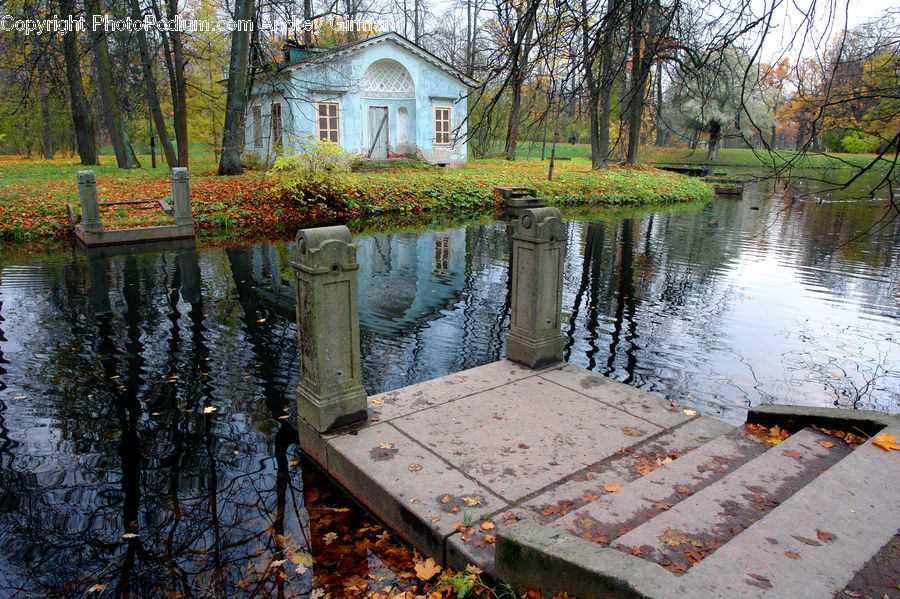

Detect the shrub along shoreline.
xmin=0 ymin=156 xmax=713 ymax=244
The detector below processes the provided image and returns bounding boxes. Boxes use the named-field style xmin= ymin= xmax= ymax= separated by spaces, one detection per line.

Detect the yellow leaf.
xmin=379 ymin=443 xmax=393 ymax=449
xmin=466 ymin=564 xmax=483 ymax=574
xmin=766 ymin=438 xmax=783 ymax=445
xmin=370 ymin=397 xmax=385 ymax=405
xmin=462 ymin=495 xmax=482 ymax=506
xmin=202 ymin=406 xmax=217 ymax=414
xmin=413 ymin=557 xmax=442 ymax=581
xmin=683 ymin=409 xmax=698 ymax=416
xmin=872 ymin=434 xmax=900 ymax=451
xmin=87 ymin=584 xmax=106 ymax=592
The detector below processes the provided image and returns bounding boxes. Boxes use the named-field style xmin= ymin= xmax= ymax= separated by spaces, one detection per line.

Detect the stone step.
xmin=518 ymin=415 xmax=738 ymax=526
xmin=552 ymin=424 xmax=771 ymax=544
xmin=446 ymin=416 xmax=736 ymax=574
xmin=611 ymin=427 xmax=853 ymax=574
xmin=667 ymin=423 xmax=900 ymax=598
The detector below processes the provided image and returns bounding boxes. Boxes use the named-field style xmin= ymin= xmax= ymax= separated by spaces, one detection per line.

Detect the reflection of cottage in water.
xmin=356 ymin=230 xmax=467 ymax=335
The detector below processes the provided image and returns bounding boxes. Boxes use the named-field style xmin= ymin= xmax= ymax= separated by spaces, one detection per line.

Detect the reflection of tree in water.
xmin=0 ymin=249 xmax=418 ymax=597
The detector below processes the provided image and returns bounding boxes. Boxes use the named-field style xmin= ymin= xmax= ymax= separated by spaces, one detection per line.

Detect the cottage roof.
xmin=275 ymin=32 xmax=477 ymax=88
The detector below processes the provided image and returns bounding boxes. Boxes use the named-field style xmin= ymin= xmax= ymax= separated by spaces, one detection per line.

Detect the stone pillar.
xmin=77 ymin=170 xmax=103 ymax=233
xmin=171 ymin=168 xmax=193 ymax=226
xmin=506 ymin=207 xmax=567 ymax=369
xmin=292 ymin=226 xmax=367 ymax=432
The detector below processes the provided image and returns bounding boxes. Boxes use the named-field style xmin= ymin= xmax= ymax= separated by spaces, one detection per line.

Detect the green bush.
xmin=272 ymin=136 xmax=360 ymax=211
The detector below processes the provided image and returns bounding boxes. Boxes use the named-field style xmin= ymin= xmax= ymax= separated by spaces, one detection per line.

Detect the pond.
xmin=0 ymin=171 xmax=897 ymax=596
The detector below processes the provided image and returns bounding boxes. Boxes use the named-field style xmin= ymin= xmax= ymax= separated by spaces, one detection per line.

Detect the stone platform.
xmin=296 ymin=359 xmax=900 ymax=598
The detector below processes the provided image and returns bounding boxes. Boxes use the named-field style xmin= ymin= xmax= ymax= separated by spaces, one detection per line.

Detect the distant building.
xmin=246 ymin=32 xmax=474 ymax=168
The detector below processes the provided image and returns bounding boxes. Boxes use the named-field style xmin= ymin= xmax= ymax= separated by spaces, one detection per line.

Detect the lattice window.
xmin=271 ymin=103 xmax=283 ymax=149
xmin=360 ymin=60 xmax=415 ymax=99
xmin=317 ymin=103 xmax=339 ymax=143
xmin=434 ymin=107 xmax=451 ymax=145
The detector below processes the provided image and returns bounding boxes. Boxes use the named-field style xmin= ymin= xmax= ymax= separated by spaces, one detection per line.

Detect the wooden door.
xmin=368 ymin=106 xmax=388 ymax=159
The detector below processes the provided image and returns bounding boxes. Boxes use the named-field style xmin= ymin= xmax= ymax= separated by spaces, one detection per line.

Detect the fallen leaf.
xmin=817 ymin=440 xmax=836 ymax=448
xmin=816 ymin=530 xmax=836 ymax=542
xmin=622 ymin=426 xmax=643 ymax=437
xmin=408 ymin=463 xmax=423 ymax=472
xmin=782 ymin=450 xmax=803 ymax=459
xmin=843 ymin=590 xmax=862 ymax=597
xmin=683 ymin=409 xmax=698 ymax=416
xmin=121 ymin=533 xmax=138 ymax=539
xmin=462 ymin=496 xmax=482 ymax=506
xmin=575 ymin=517 xmax=597 ymax=529
xmin=581 ymin=494 xmax=598 ymax=503
xmin=323 ymin=532 xmax=338 ymax=545
xmin=87 ymin=584 xmax=106 ymax=592
xmin=659 ymin=528 xmax=701 ymax=547
xmin=483 ymin=534 xmax=495 ymax=544
xmin=792 ymin=535 xmax=822 ymax=546
xmin=480 ymin=521 xmax=495 ymax=530
xmin=289 ymin=460 xmax=299 ymax=467
xmin=466 ymin=564 xmax=483 ymax=575
xmin=291 ymin=553 xmax=313 ymax=566
xmin=675 ymin=485 xmax=691 ymax=494
xmin=784 ymin=551 xmax=801 ymax=560
xmin=604 ymin=483 xmax=620 ymax=493
xmin=440 ymin=494 xmax=451 ymax=504
xmin=379 ymin=442 xmax=393 ymax=449
xmin=413 ymin=557 xmax=442 ymax=581
xmin=872 ymin=434 xmax=900 ymax=451
xmin=201 ymin=406 xmax=217 ymax=414
xmin=654 ymin=502 xmax=674 ymax=511
xmin=270 ymin=559 xmax=286 ymax=568
xmin=370 ymin=398 xmax=384 ymax=405
xmin=311 ymin=589 xmax=326 ymax=599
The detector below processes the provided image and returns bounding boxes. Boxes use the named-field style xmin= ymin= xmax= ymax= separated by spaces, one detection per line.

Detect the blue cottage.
xmin=245 ymin=32 xmax=474 ymax=168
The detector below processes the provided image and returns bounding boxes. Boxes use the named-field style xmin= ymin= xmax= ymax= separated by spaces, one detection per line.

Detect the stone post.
xmin=77 ymin=170 xmax=103 ymax=233
xmin=506 ymin=207 xmax=567 ymax=369
xmin=171 ymin=167 xmax=193 ymax=226
xmin=292 ymin=226 xmax=368 ymax=432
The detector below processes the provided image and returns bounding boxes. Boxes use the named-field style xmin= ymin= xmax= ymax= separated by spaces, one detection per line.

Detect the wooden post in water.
xmin=292 ymin=226 xmax=368 ymax=432
xmin=506 ymin=207 xmax=567 ymax=368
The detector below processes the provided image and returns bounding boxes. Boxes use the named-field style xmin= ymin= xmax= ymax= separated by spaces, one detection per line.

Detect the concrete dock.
xmin=290 ymin=211 xmax=899 ymax=598
xmin=295 ymin=360 xmax=900 ymax=598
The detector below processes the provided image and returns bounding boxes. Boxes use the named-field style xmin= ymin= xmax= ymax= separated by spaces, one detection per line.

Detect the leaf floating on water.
xmin=323 ymin=532 xmax=338 ymax=545
xmin=872 ymin=434 xmax=900 ymax=451
xmin=311 ymin=589 xmax=326 ymax=599
xmin=87 ymin=584 xmax=106 ymax=593
xmin=201 ymin=406 xmax=217 ymax=414
xmin=121 ymin=533 xmax=138 ymax=539
xmin=683 ymin=409 xmax=698 ymax=416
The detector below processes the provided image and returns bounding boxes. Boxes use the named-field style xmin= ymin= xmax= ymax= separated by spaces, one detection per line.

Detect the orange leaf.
xmin=413 ymin=557 xmax=442 ymax=581
xmin=604 ymin=483 xmax=620 ymax=493
xmin=872 ymin=434 xmax=900 ymax=451
xmin=782 ymin=450 xmax=803 ymax=460
xmin=817 ymin=440 xmax=835 ymax=449
xmin=480 ymin=521 xmax=495 ymax=530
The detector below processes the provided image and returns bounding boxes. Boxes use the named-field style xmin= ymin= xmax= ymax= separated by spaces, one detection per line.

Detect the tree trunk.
xmin=581 ymin=0 xmax=602 ymax=169
xmin=504 ymin=14 xmax=535 ymax=161
xmin=86 ymin=0 xmax=140 ymax=169
xmin=62 ymin=0 xmax=98 ymax=165
xmin=41 ymin=85 xmax=54 ymax=159
xmin=218 ymin=0 xmax=255 ymax=175
xmin=128 ymin=0 xmax=177 ymax=168
xmin=166 ymin=0 xmax=189 ymax=167
xmin=706 ymin=120 xmax=721 ymax=161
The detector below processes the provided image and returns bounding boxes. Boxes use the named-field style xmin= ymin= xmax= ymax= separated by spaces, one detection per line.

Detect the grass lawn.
xmin=0 ymin=152 xmax=713 ymax=243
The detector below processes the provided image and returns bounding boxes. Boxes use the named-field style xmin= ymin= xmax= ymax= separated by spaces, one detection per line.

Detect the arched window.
xmin=360 ymin=59 xmax=415 ymax=99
